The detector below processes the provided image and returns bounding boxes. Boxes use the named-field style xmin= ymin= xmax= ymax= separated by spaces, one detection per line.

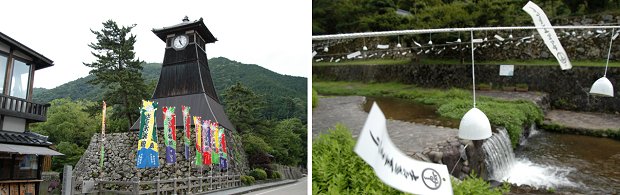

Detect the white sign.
xmin=523 ymin=1 xmax=572 ymax=70
xmin=499 ymin=65 xmax=514 ymax=76
xmin=377 ymin=44 xmax=390 ymax=49
xmin=347 ymin=51 xmax=362 ymax=59
xmin=354 ymin=103 xmax=453 ymax=195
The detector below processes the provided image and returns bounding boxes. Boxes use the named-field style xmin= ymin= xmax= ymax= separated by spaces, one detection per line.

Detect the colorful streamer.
xmin=193 ymin=116 xmax=203 ymax=166
xmin=202 ymin=120 xmax=212 ymax=166
xmin=137 ymin=100 xmax=159 ymax=169
xmin=211 ymin=122 xmax=220 ymax=165
xmin=219 ymin=127 xmax=228 ymax=170
xmin=182 ymin=106 xmax=191 ymax=160
xmin=163 ymin=107 xmax=177 ymax=164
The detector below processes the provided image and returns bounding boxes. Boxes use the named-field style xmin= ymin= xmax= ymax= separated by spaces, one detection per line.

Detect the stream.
xmin=362 ymin=96 xmax=620 ymax=193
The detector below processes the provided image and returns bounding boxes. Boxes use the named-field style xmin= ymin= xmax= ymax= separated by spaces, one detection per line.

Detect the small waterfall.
xmin=482 ymin=128 xmax=515 ymax=181
xmin=482 ymin=127 xmax=579 ymax=189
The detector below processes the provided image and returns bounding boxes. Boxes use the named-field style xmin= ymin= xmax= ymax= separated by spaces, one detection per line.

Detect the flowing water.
xmin=362 ymin=96 xmax=460 ymax=128
xmin=508 ymin=129 xmax=620 ymax=193
xmin=361 ymin=96 xmax=620 ymax=193
xmin=482 ymin=128 xmax=515 ymax=181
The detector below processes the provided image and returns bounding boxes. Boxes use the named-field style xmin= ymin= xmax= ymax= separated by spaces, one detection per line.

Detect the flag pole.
xmin=99 ymin=101 xmax=106 ymax=190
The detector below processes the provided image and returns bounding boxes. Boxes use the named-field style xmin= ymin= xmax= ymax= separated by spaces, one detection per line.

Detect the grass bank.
xmin=312 ymin=124 xmax=510 ymax=194
xmin=313 ymin=81 xmax=543 ymax=148
xmin=313 ymin=58 xmax=620 ymax=67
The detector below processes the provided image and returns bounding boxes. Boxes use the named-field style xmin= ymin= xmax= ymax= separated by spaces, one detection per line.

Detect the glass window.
xmin=10 ymin=59 xmax=30 ymax=99
xmin=0 ymin=54 xmax=7 ymax=93
xmin=13 ymin=154 xmax=38 ymax=179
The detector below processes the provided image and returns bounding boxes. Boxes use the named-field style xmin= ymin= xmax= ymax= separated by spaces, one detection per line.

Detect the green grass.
xmin=312 ymin=124 xmax=510 ymax=194
xmin=313 ymin=58 xmax=411 ymax=66
xmin=312 ymin=58 xmax=620 ymax=67
xmin=312 ymin=88 xmax=318 ymax=108
xmin=313 ymin=81 xmax=544 ymax=148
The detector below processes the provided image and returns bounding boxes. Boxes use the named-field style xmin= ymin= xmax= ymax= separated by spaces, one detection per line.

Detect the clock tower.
xmin=131 ymin=16 xmax=234 ymax=131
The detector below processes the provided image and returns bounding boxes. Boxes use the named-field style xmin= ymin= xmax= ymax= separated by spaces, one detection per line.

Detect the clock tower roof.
xmin=152 ymin=17 xmax=217 ymax=44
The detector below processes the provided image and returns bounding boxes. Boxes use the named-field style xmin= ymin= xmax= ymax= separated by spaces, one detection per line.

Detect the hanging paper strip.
xmin=182 ymin=106 xmax=191 ymax=160
xmin=137 ymin=100 xmax=159 ymax=169
xmin=219 ymin=127 xmax=228 ymax=170
xmin=193 ymin=116 xmax=203 ymax=166
xmin=163 ymin=107 xmax=177 ymax=164
xmin=100 ymin=101 xmax=106 ymax=169
xmin=202 ymin=120 xmax=212 ymax=166
xmin=211 ymin=122 xmax=220 ymax=165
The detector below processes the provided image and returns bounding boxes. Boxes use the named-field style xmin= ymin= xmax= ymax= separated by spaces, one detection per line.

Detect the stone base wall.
xmin=314 ymin=64 xmax=620 ymax=113
xmin=73 ymin=129 xmax=249 ymax=192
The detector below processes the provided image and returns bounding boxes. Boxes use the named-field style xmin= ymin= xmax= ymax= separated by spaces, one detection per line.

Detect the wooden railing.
xmin=74 ymin=174 xmax=241 ymax=195
xmin=0 ymin=94 xmax=49 ymax=121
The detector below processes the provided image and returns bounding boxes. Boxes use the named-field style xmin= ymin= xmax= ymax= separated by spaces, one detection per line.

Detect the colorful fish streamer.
xmin=163 ymin=107 xmax=177 ymax=164
xmin=202 ymin=120 xmax=212 ymax=165
xmin=182 ymin=106 xmax=191 ymax=160
xmin=211 ymin=122 xmax=220 ymax=165
xmin=137 ymin=100 xmax=159 ymax=169
xmin=193 ymin=116 xmax=203 ymax=166
xmin=219 ymin=126 xmax=228 ymax=170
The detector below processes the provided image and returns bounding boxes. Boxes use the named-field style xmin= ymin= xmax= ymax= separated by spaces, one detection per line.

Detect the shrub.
xmin=314 ymin=124 xmax=512 ymax=194
xmin=312 ymin=88 xmax=318 ymax=108
xmin=271 ymin=171 xmax=282 ymax=179
xmin=452 ymin=172 xmax=510 ymax=195
xmin=240 ymin=175 xmax=255 ymax=185
xmin=313 ymin=124 xmax=406 ymax=194
xmin=249 ymin=168 xmax=268 ymax=180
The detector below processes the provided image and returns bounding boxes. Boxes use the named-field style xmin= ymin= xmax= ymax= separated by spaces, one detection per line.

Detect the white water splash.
xmin=503 ymin=158 xmax=579 ymax=188
xmin=483 ymin=128 xmax=579 ymax=189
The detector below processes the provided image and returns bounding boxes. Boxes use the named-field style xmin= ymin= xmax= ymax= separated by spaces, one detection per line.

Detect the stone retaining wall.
xmin=314 ymin=64 xmax=620 ymax=113
xmin=72 ymin=129 xmax=249 ymax=192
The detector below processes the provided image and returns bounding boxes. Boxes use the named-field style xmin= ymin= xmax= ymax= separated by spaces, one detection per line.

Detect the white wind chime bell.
xmin=459 ymin=31 xmax=492 ymax=140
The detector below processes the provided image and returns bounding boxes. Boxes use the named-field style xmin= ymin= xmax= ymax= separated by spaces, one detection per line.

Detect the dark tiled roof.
xmin=0 ymin=31 xmax=54 ymax=70
xmin=152 ymin=18 xmax=217 ymax=44
xmin=129 ymin=93 xmax=236 ymax=131
xmin=0 ymin=130 xmax=51 ymax=146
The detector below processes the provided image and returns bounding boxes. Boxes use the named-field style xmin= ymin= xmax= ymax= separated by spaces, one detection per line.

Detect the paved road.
xmin=312 ymin=96 xmax=458 ymax=155
xmin=243 ymin=177 xmax=307 ymax=195
xmin=546 ymin=109 xmax=620 ymax=130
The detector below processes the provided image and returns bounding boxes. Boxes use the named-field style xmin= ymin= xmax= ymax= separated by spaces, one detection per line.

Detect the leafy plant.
xmin=240 ymin=175 xmax=256 ymax=185
xmin=314 ymin=124 xmax=513 ymax=194
xmin=249 ymin=168 xmax=268 ymax=180
xmin=313 ymin=81 xmax=544 ymax=148
xmin=271 ymin=171 xmax=282 ymax=179
xmin=312 ymin=124 xmax=406 ymax=194
xmin=452 ymin=172 xmax=510 ymax=195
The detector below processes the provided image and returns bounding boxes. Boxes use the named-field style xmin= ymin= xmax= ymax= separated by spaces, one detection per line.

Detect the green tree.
xmin=223 ymin=82 xmax=265 ymax=133
xmin=52 ymin=142 xmax=86 ymax=171
xmin=83 ymin=20 xmax=147 ymax=129
xmin=267 ymin=118 xmax=306 ymax=166
xmin=30 ymin=99 xmax=99 ymax=148
xmin=30 ymin=99 xmax=98 ymax=171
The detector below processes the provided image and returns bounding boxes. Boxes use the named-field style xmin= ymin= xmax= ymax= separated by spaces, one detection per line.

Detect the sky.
xmin=0 ymin=0 xmax=310 ymax=89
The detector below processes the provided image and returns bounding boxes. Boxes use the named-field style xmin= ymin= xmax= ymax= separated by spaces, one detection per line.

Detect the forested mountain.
xmin=33 ymin=57 xmax=307 ymax=121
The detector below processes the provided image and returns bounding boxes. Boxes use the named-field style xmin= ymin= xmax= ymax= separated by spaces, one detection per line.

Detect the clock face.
xmin=172 ymin=35 xmax=189 ymax=50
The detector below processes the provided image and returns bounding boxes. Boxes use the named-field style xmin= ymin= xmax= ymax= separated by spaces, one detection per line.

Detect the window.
xmin=0 ymin=153 xmax=39 ymax=180
xmin=14 ymin=154 xmax=38 ymax=179
xmin=0 ymin=54 xmax=7 ymax=93
xmin=9 ymin=59 xmax=30 ymax=99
